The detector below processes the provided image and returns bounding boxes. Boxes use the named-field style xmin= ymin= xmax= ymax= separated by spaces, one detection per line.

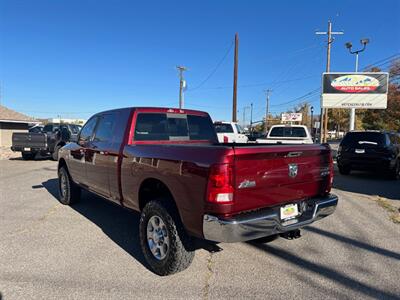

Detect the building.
xmin=0 ymin=105 xmax=39 ymax=147
xmin=46 ymin=118 xmax=86 ymax=125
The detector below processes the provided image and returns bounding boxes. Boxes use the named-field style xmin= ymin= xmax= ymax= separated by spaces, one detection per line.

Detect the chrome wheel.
xmin=60 ymin=172 xmax=67 ymax=198
xmin=146 ymin=215 xmax=169 ymax=260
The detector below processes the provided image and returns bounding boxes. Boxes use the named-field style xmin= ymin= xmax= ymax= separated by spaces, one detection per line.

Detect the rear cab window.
xmin=133 ymin=112 xmax=217 ymax=142
xmin=269 ymin=126 xmax=307 ymax=138
xmin=214 ymin=123 xmax=234 ymax=133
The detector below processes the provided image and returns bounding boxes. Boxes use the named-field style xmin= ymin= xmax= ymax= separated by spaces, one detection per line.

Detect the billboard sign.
xmin=281 ymin=113 xmax=302 ymax=122
xmin=322 ymin=72 xmax=389 ymax=109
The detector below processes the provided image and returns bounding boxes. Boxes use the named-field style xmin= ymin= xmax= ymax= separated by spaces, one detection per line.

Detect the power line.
xmin=187 ymin=41 xmax=234 ymax=91
xmin=252 ymin=87 xmax=320 ymax=120
xmin=188 ymin=74 xmax=319 ymax=91
xmin=269 ymin=88 xmax=320 ymax=107
xmin=362 ymin=53 xmax=400 ymax=70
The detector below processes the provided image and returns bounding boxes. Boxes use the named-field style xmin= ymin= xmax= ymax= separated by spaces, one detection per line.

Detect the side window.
xmin=43 ymin=124 xmax=53 ymax=132
xmin=235 ymin=124 xmax=244 ymax=134
xmin=93 ymin=114 xmax=116 ymax=143
xmin=79 ymin=117 xmax=98 ymax=143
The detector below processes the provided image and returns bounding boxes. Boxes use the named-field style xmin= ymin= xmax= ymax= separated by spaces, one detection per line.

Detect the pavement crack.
xmin=202 ymin=252 xmax=214 ymax=300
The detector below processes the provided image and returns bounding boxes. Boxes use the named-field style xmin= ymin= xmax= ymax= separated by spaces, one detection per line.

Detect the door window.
xmin=93 ymin=114 xmax=116 ymax=143
xmin=43 ymin=124 xmax=53 ymax=132
xmin=79 ymin=117 xmax=98 ymax=143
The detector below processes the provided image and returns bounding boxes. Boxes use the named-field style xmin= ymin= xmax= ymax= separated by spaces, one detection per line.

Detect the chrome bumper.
xmin=203 ymin=194 xmax=338 ymax=243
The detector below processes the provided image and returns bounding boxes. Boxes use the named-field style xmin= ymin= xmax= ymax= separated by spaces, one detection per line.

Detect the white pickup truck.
xmin=214 ymin=121 xmax=248 ymax=143
xmin=256 ymin=124 xmax=313 ymax=144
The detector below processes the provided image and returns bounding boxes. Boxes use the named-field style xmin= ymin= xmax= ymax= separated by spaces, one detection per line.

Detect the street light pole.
xmin=316 ymin=21 xmax=344 ymax=143
xmin=345 ymin=39 xmax=369 ymax=131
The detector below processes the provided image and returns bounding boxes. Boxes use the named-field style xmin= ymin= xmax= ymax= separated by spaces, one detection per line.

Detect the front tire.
xmin=58 ymin=166 xmax=81 ymax=205
xmin=139 ymin=200 xmax=194 ymax=276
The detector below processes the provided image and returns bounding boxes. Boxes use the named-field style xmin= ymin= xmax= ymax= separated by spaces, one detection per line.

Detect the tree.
xmin=361 ymin=60 xmax=400 ymax=131
xmin=292 ymin=102 xmax=311 ymax=127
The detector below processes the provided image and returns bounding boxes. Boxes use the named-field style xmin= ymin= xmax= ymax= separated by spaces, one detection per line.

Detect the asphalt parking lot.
xmin=0 ymin=158 xmax=399 ymax=300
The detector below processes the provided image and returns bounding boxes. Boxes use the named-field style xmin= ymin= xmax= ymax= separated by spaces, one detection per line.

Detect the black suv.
xmin=337 ymin=131 xmax=400 ymax=179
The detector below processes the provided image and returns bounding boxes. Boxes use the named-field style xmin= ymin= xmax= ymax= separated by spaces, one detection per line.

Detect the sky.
xmin=1 ymin=0 xmax=399 ymax=123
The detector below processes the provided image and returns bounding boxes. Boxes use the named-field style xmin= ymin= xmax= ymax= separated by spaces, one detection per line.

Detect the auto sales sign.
xmin=322 ymin=72 xmax=389 ymax=109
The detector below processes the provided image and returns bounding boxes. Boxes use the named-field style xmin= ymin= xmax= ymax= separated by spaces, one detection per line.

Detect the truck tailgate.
xmin=12 ymin=133 xmax=47 ymax=148
xmin=232 ymin=144 xmax=332 ymax=214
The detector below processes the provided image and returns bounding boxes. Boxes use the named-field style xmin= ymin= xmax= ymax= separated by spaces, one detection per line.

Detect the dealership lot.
xmin=0 ymin=158 xmax=399 ymax=300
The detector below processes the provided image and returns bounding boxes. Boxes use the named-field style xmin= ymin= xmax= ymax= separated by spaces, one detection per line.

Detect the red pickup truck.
xmin=57 ymin=107 xmax=338 ymax=275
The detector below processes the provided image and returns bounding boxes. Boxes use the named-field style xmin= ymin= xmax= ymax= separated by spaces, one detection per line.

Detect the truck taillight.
xmin=207 ymin=163 xmax=234 ymax=203
xmin=223 ymin=135 xmax=229 ymax=143
xmin=326 ymin=154 xmax=334 ymax=193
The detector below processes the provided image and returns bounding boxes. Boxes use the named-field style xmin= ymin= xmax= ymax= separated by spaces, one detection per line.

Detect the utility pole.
xmin=264 ymin=89 xmax=272 ymax=133
xmin=176 ymin=66 xmax=187 ymax=109
xmin=232 ymin=33 xmax=239 ymax=122
xmin=250 ymin=103 xmax=253 ymax=133
xmin=316 ymin=21 xmax=344 ymax=143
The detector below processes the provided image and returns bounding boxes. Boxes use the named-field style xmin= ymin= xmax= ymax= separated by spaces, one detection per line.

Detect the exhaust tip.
xmin=280 ymin=229 xmax=301 ymax=240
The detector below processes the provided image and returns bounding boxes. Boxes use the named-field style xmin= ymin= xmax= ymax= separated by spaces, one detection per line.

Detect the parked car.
xmin=214 ymin=121 xmax=248 ymax=143
xmin=57 ymin=107 xmax=338 ymax=275
xmin=337 ymin=131 xmax=400 ymax=179
xmin=11 ymin=123 xmax=81 ymax=160
xmin=256 ymin=124 xmax=313 ymax=144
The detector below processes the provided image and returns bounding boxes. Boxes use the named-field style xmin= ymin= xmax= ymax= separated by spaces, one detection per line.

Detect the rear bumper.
xmin=203 ymin=194 xmax=338 ymax=243
xmin=337 ymin=156 xmax=393 ymax=170
xmin=11 ymin=146 xmax=48 ymax=152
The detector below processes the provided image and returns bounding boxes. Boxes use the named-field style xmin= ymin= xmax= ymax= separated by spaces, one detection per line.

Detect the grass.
xmin=376 ymin=197 xmax=400 ymax=224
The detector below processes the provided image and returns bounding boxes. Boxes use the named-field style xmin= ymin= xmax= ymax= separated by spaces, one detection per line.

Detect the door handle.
xmin=100 ymin=151 xmax=110 ymax=156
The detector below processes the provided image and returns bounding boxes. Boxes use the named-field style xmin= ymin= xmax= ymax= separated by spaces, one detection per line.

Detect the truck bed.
xmin=121 ymin=142 xmax=332 ymax=236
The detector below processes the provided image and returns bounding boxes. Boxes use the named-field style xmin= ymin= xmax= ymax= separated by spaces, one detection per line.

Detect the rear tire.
xmin=338 ymin=165 xmax=351 ymax=175
xmin=58 ymin=166 xmax=81 ymax=205
xmin=139 ymin=199 xmax=194 ymax=276
xmin=388 ymin=160 xmax=400 ymax=180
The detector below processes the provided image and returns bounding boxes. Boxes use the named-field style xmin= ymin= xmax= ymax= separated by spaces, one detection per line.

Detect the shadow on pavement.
xmin=40 ymin=178 xmax=149 ymax=271
xmin=333 ymin=169 xmax=399 ymax=201
xmin=9 ymin=156 xmax=51 ymax=161
xmin=304 ymin=226 xmax=400 ymax=260
xmin=247 ymin=241 xmax=399 ymax=299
